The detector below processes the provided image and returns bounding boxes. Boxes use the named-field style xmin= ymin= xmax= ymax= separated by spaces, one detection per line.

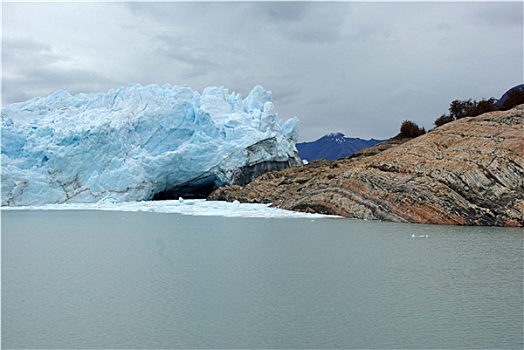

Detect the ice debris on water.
xmin=1 ymin=199 xmax=340 ymax=219
xmin=1 ymin=84 xmax=300 ymax=206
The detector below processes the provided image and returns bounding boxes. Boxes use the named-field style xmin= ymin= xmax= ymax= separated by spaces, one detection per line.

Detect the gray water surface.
xmin=2 ymin=210 xmax=523 ymax=349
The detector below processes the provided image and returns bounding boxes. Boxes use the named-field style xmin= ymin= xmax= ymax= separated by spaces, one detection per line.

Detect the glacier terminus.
xmin=1 ymin=84 xmax=301 ymax=206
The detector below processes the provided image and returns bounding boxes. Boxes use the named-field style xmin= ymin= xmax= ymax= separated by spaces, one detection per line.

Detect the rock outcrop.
xmin=209 ymin=105 xmax=524 ymax=227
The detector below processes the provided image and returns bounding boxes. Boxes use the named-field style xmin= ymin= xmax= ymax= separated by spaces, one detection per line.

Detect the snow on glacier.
xmin=1 ymin=84 xmax=300 ymax=206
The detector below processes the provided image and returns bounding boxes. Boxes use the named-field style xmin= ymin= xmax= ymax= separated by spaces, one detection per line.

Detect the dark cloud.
xmin=252 ymin=2 xmax=309 ymax=22
xmin=242 ymin=2 xmax=349 ymax=43
xmin=2 ymin=36 xmax=68 ymax=68
xmin=2 ymin=36 xmax=114 ymax=103
xmin=471 ymin=2 xmax=523 ymax=28
xmin=2 ymin=2 xmax=522 ymax=141
xmin=150 ymin=31 xmax=250 ymax=81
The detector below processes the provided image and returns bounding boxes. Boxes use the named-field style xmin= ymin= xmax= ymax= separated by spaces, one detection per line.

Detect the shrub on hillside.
xmin=434 ymin=97 xmax=496 ymax=127
xmin=449 ymin=98 xmax=496 ymax=120
xmin=434 ymin=114 xmax=453 ymax=127
xmin=470 ymin=98 xmax=496 ymax=116
xmin=449 ymin=99 xmax=476 ymax=120
xmin=400 ymin=120 xmax=426 ymax=138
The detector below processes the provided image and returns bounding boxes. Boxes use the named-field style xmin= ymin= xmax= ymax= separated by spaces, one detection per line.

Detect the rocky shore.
xmin=208 ymin=105 xmax=524 ymax=227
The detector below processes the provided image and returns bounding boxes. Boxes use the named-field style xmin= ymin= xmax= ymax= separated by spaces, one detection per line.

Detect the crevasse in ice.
xmin=1 ymin=84 xmax=300 ymax=206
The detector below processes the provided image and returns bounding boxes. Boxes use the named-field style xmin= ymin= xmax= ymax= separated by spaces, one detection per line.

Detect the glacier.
xmin=1 ymin=84 xmax=301 ymax=206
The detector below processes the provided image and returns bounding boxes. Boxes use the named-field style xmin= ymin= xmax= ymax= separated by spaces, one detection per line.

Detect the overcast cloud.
xmin=2 ymin=1 xmax=522 ymax=141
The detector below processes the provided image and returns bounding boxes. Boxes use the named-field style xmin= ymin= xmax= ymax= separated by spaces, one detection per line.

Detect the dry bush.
xmin=400 ymin=120 xmax=426 ymax=138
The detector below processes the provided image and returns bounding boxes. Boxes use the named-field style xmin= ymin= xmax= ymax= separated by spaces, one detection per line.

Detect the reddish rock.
xmin=208 ymin=105 xmax=524 ymax=227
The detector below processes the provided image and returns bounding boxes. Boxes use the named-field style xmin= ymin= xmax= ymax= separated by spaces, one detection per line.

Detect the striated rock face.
xmin=209 ymin=105 xmax=524 ymax=227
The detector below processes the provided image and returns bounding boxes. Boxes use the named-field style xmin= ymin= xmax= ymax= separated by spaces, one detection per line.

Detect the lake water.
xmin=2 ymin=207 xmax=523 ymax=349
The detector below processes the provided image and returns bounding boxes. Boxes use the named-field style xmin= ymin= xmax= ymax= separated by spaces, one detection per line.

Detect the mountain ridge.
xmin=296 ymin=133 xmax=385 ymax=161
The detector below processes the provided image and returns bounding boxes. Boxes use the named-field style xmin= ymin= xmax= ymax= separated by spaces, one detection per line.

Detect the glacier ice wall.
xmin=1 ymin=84 xmax=300 ymax=206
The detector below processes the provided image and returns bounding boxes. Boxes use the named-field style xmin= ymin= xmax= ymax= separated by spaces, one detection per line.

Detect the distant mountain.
xmin=296 ymin=133 xmax=385 ymax=162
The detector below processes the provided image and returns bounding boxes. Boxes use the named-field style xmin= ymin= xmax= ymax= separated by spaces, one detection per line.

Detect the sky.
xmin=2 ymin=1 xmax=523 ymax=142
